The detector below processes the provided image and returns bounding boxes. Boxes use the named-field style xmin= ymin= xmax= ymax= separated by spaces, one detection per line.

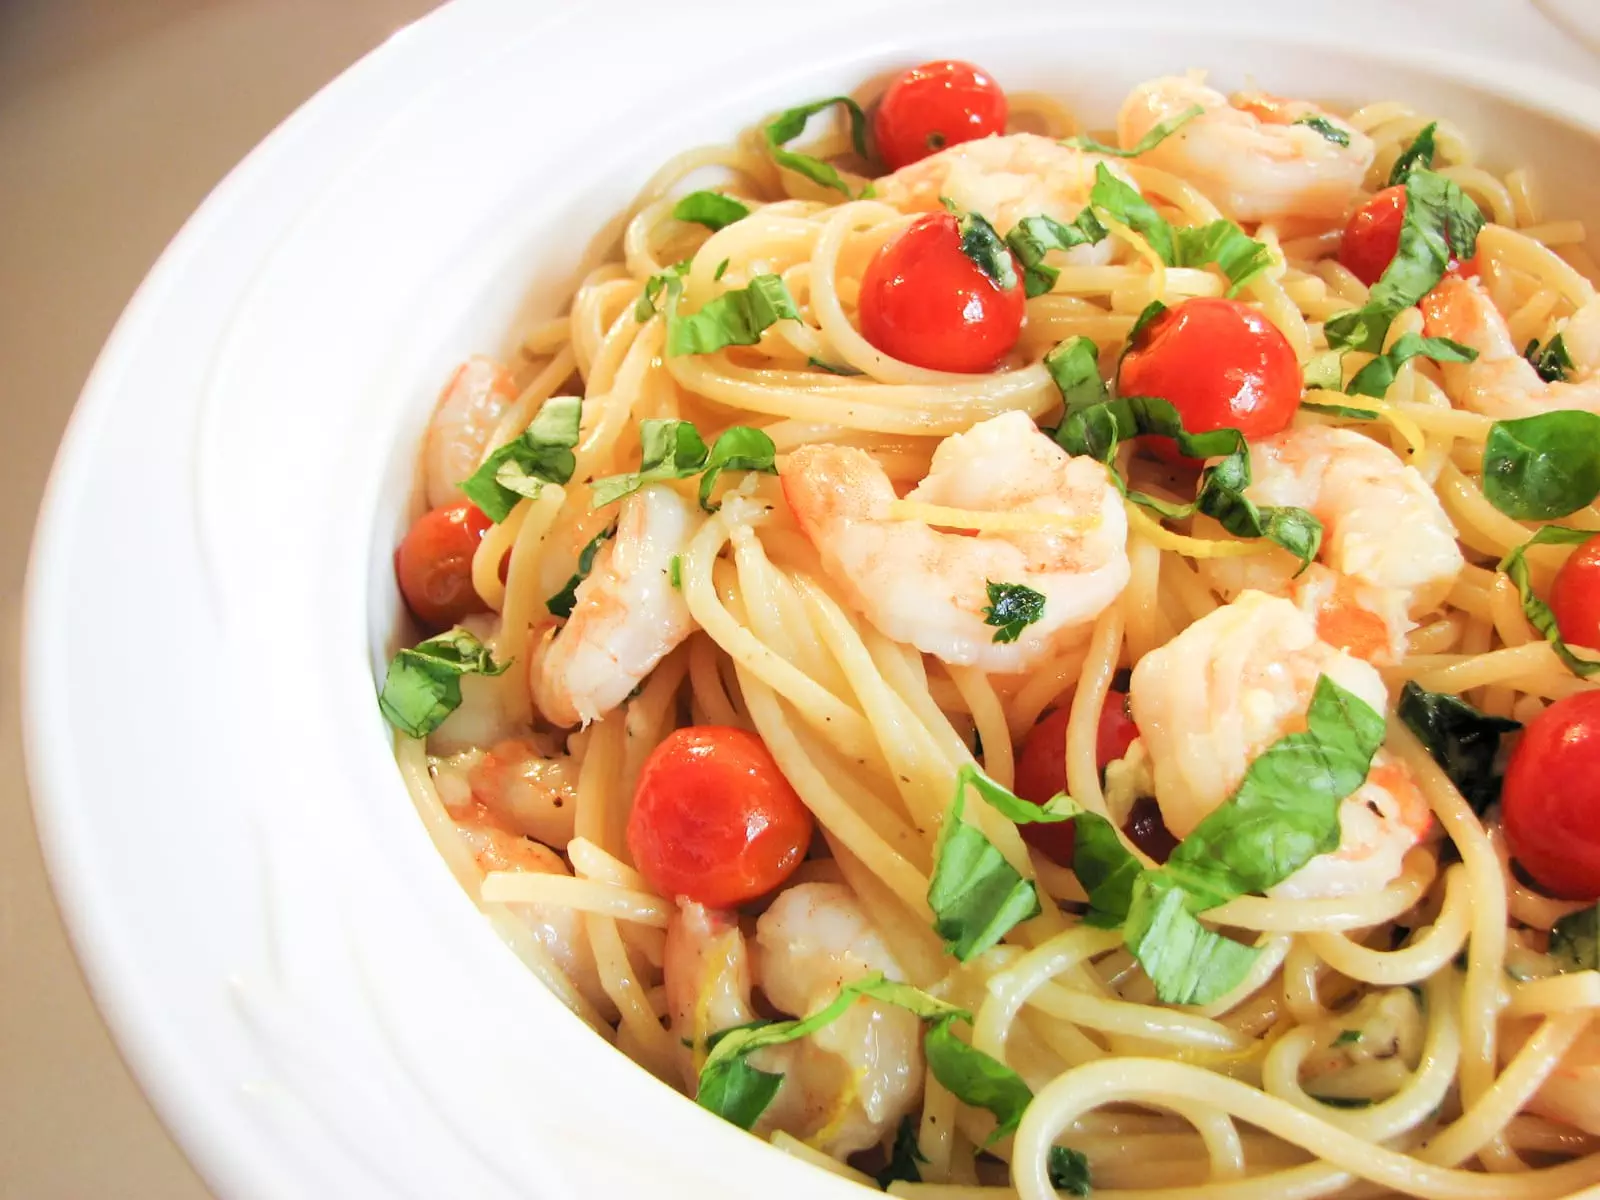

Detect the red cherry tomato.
xmin=1013 ymin=690 xmax=1140 ymax=864
xmin=1339 ymin=185 xmax=1479 ymax=287
xmin=873 ymin=60 xmax=1008 ymax=171
xmin=859 ymin=212 xmax=1025 ymax=374
xmin=1550 ymin=535 xmax=1600 ymax=652
xmin=628 ymin=726 xmax=814 ymax=908
xmin=1117 ymin=297 xmax=1301 ymax=463
xmin=1502 ymin=691 xmax=1600 ymax=901
xmin=394 ymin=501 xmax=492 ymax=630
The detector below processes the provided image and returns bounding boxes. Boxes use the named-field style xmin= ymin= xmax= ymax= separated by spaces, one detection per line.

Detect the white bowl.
xmin=23 ymin=1 xmax=1600 ymax=1195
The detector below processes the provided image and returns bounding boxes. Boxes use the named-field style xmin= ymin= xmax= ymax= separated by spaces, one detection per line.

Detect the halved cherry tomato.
xmin=627 ymin=726 xmax=814 ymax=908
xmin=873 ymin=60 xmax=1008 ymax=171
xmin=394 ymin=501 xmax=492 ymax=630
xmin=1550 ymin=534 xmax=1600 ymax=652
xmin=1339 ymin=185 xmax=1479 ymax=287
xmin=859 ymin=211 xmax=1025 ymax=374
xmin=1117 ymin=297 xmax=1301 ymax=463
xmin=1502 ymin=691 xmax=1600 ymax=901
xmin=1013 ymin=690 xmax=1141 ymax=864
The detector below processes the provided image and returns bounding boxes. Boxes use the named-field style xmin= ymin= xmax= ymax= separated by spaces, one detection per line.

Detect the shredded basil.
xmin=1125 ymin=299 xmax=1168 ymax=352
xmin=1043 ymin=336 xmax=1108 ymax=415
xmin=714 ymin=258 xmax=730 ymax=282
xmin=377 ymin=628 xmax=509 ymax=738
xmin=666 ymin=273 xmax=801 ymax=357
xmin=875 ymin=1116 xmax=928 ymax=1188
xmin=1389 ymin=123 xmax=1437 ymax=187
xmin=1089 ymin=164 xmax=1176 ymax=263
xmin=955 ymin=210 xmax=1019 ymax=291
xmin=1482 ymin=411 xmax=1600 ymax=520
xmin=1345 ymin=333 xmax=1477 ymax=399
xmin=589 ymin=419 xmax=776 ymax=511
xmin=1525 ymin=333 xmax=1574 ymax=383
xmin=807 ymin=356 xmax=864 ymax=376
xmin=1124 ymin=875 xmax=1261 ymax=1005
xmin=1073 ymin=809 xmax=1142 ymax=926
xmin=1397 ymin=681 xmax=1520 ymax=813
xmin=1302 ymin=350 xmax=1346 ymax=393
xmin=1294 ymin=115 xmax=1351 ymax=147
xmin=1066 ymin=104 xmax=1203 ymax=158
xmin=928 ymin=782 xmax=1042 ymax=960
xmin=698 ymin=425 xmax=780 ymax=510
xmin=1049 ymin=1146 xmax=1093 ymax=1196
xmin=458 ymin=396 xmax=581 ymax=522
xmin=1550 ymin=904 xmax=1599 ymax=973
xmin=923 ymin=1017 xmax=1035 ymax=1138
xmin=546 ymin=525 xmax=615 ymax=619
xmin=982 ymin=580 xmax=1047 ymax=644
xmin=1004 ymin=208 xmax=1108 ymax=297
xmin=764 ymin=96 xmax=871 ymax=197
xmin=668 ymin=554 xmax=682 ymax=590
xmin=1333 ymin=1029 xmax=1363 ymax=1046
xmin=671 ymin=190 xmax=750 ymax=231
xmin=1089 ymin=165 xmax=1270 ymax=294
xmin=634 ymin=259 xmax=691 ymax=321
xmin=1498 ymin=526 xmax=1600 ymax=677
xmin=1312 ymin=1094 xmax=1377 ymax=1110
xmin=1324 ymin=168 xmax=1483 ymax=353
xmin=1302 ymin=400 xmax=1381 ymax=420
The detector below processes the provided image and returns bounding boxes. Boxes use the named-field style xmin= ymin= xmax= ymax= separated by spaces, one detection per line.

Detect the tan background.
xmin=0 ymin=2 xmax=436 ymax=1194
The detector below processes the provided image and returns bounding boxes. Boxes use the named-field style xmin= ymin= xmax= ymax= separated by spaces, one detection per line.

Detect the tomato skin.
xmin=874 ymin=60 xmax=1008 ymax=171
xmin=1502 ymin=691 xmax=1600 ymax=901
xmin=1340 ymin=185 xmax=1480 ymax=287
xmin=1116 ymin=297 xmax=1301 ymax=463
xmin=859 ymin=212 xmax=1025 ymax=374
xmin=1013 ymin=690 xmax=1140 ymax=864
xmin=627 ymin=726 xmax=814 ymax=908
xmin=394 ymin=501 xmax=492 ymax=630
xmin=1550 ymin=535 xmax=1600 ymax=652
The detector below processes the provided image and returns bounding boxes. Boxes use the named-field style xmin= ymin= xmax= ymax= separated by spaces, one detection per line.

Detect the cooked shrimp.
xmin=423 ymin=357 xmax=521 ymax=509
xmin=782 ymin=411 xmax=1130 ymax=673
xmin=531 ymin=485 xmax=703 ymax=727
xmin=1201 ymin=426 xmax=1463 ymax=664
xmin=663 ymin=884 xmax=923 ymax=1159
xmin=1421 ymin=274 xmax=1600 ymax=418
xmin=456 ymin=817 xmax=607 ymax=1011
xmin=874 ymin=132 xmax=1123 ymax=264
xmin=1117 ymin=73 xmax=1374 ymax=224
xmin=433 ymin=733 xmax=578 ymax=850
xmin=1130 ymin=590 xmax=1431 ymax=898
xmin=1506 ymin=1018 xmax=1600 ymax=1137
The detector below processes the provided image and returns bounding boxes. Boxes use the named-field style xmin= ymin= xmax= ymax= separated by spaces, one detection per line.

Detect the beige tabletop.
xmin=0 ymin=2 xmax=437 ymax=1194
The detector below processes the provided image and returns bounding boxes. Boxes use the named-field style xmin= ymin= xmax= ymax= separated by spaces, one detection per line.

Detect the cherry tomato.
xmin=1013 ymin=690 xmax=1140 ymax=864
xmin=859 ymin=212 xmax=1025 ymax=373
xmin=1550 ymin=535 xmax=1600 ymax=652
xmin=1502 ymin=691 xmax=1600 ymax=901
xmin=394 ymin=501 xmax=492 ymax=630
xmin=628 ymin=726 xmax=814 ymax=908
xmin=1117 ymin=297 xmax=1301 ymax=463
xmin=873 ymin=60 xmax=1008 ymax=171
xmin=1339 ymin=185 xmax=1479 ymax=287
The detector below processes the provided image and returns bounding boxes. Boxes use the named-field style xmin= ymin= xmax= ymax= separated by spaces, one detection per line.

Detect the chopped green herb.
xmin=1498 ymin=526 xmax=1600 ymax=678
xmin=923 ymin=1017 xmax=1035 ymax=1139
xmin=1345 ymin=333 xmax=1477 ymax=399
xmin=1333 ymin=1029 xmax=1363 ymax=1046
xmin=671 ymin=190 xmax=750 ymax=231
xmin=1089 ymin=163 xmax=1175 ymax=265
xmin=1294 ymin=115 xmax=1351 ymax=147
xmin=1397 ymin=681 xmax=1520 ymax=813
xmin=1048 ymin=1146 xmax=1092 ymax=1196
xmin=1550 ymin=904 xmax=1599 ymax=973
xmin=1004 ymin=209 xmax=1108 ymax=297
xmin=378 ymin=628 xmax=509 ymax=738
xmin=1302 ymin=350 xmax=1346 ymax=393
xmin=981 ymin=580 xmax=1047 ymax=644
xmin=764 ymin=96 xmax=871 ymax=197
xmin=458 ymin=396 xmax=581 ymax=522
xmin=634 ymin=259 xmax=691 ymax=321
xmin=1388 ymin=123 xmax=1438 ymax=187
xmin=1310 ymin=1094 xmax=1377 ymax=1110
xmin=589 ymin=419 xmax=776 ymax=511
xmin=1043 ymin=336 xmax=1108 ymax=415
xmin=668 ymin=554 xmax=682 ymax=590
xmin=1525 ymin=333 xmax=1574 ymax=383
xmin=714 ymin=257 xmax=730 ymax=282
xmin=666 ymin=273 xmax=801 ymax=357
xmin=546 ymin=525 xmax=616 ymax=619
xmin=1089 ymin=165 xmax=1271 ymax=294
xmin=1482 ymin=411 xmax=1600 ymax=520
xmin=1066 ymin=104 xmax=1203 ymax=157
xmin=927 ymin=780 xmax=1042 ymax=960
xmin=698 ymin=425 xmax=779 ymax=510
xmin=1124 ymin=875 xmax=1260 ymax=1005
xmin=956 ymin=210 xmax=1020 ymax=291
xmin=806 ymin=356 xmax=864 ymax=376
xmin=875 ymin=1116 xmax=928 ymax=1188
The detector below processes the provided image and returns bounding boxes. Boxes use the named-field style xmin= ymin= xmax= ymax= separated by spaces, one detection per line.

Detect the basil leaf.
xmin=1333 ymin=1029 xmax=1363 ymax=1047
xmin=378 ymin=628 xmax=509 ymax=738
xmin=1124 ymin=300 xmax=1168 ymax=354
xmin=699 ymin=426 xmax=777 ymax=511
xmin=1303 ymin=401 xmax=1382 ymax=420
xmin=764 ymin=96 xmax=870 ymax=197
xmin=1550 ymin=904 xmax=1600 ymax=973
xmin=951 ymin=763 xmax=1077 ymax=826
xmin=1159 ymin=675 xmax=1385 ymax=907
xmin=666 ymin=274 xmax=801 ymax=357
xmin=928 ymin=785 xmax=1041 ymax=960
xmin=1173 ymin=219 xmax=1274 ymax=296
xmin=458 ymin=396 xmax=581 ymax=522
xmin=806 ymin=356 xmax=864 ymax=376
xmin=982 ymin=580 xmax=1046 ymax=644
xmin=1499 ymin=526 xmax=1600 ymax=678
xmin=1302 ymin=350 xmax=1346 ymax=393
xmin=671 ymin=190 xmax=750 ymax=231
xmin=1043 ymin=336 xmax=1108 ymax=415
xmin=1048 ymin=1146 xmax=1093 ymax=1196
xmin=1294 ymin=115 xmax=1351 ymax=147
xmin=1066 ymin=104 xmax=1203 ymax=157
xmin=1525 ymin=333 xmax=1574 ymax=383
xmin=1124 ymin=875 xmax=1259 ymax=1005
xmin=1482 ymin=411 xmax=1600 ymax=519
xmin=1090 ymin=163 xmax=1175 ymax=265
xmin=1389 ymin=122 xmax=1437 ymax=187
xmin=697 ymin=1056 xmax=785 ymax=1131
xmin=668 ymin=554 xmax=682 ymax=590
xmin=547 ymin=525 xmax=615 ymax=619
xmin=1345 ymin=333 xmax=1477 ymax=399
xmin=589 ymin=419 xmax=709 ymax=508
xmin=952 ymin=210 xmax=1019 ymax=292
xmin=1397 ymin=681 xmax=1520 ymax=813
xmin=1053 ymin=393 xmax=1323 ymax=569
xmin=1073 ymin=810 xmax=1142 ymax=925
xmin=714 ymin=258 xmax=730 ymax=282
xmin=923 ymin=1017 xmax=1034 ymax=1139
xmin=635 ymin=259 xmax=691 ymax=321
xmin=1325 ymin=168 xmax=1483 ymax=353
xmin=1312 ymin=1094 xmax=1377 ymax=1110
xmin=875 ymin=1116 xmax=928 ymax=1188
xmin=1005 ymin=209 xmax=1109 ymax=297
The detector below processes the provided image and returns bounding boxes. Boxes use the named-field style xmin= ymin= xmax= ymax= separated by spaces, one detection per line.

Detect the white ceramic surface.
xmin=22 ymin=1 xmax=1600 ymax=1195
